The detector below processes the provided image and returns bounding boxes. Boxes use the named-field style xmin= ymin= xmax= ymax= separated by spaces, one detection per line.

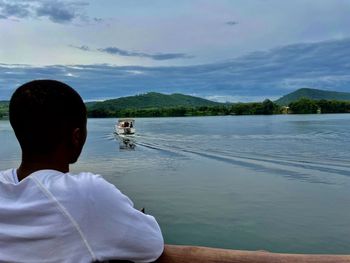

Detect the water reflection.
xmin=115 ymin=134 xmax=136 ymax=150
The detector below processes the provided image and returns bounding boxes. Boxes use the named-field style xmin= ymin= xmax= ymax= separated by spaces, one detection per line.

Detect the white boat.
xmin=115 ymin=118 xmax=135 ymax=135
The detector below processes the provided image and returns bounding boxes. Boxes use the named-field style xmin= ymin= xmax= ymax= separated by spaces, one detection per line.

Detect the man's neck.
xmin=17 ymin=153 xmax=69 ymax=182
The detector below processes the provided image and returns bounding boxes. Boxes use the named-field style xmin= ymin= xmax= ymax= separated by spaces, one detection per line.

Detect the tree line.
xmin=88 ymin=99 xmax=279 ymax=117
xmin=87 ymin=98 xmax=350 ymax=118
xmin=0 ymin=104 xmax=8 ymax=119
xmin=289 ymin=98 xmax=350 ymax=114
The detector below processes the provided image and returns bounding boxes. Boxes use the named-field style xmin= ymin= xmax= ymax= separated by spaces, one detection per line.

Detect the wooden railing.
xmin=154 ymin=245 xmax=350 ymax=263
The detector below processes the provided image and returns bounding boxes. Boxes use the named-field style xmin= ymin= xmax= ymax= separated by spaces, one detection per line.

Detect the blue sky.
xmin=1 ymin=0 xmax=350 ymax=101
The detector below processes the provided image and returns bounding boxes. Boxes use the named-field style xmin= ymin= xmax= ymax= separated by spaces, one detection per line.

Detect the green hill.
xmin=276 ymin=88 xmax=350 ymax=106
xmin=87 ymin=92 xmax=221 ymax=111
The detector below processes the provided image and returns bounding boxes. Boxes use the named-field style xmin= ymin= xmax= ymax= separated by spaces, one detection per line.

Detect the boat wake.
xmin=125 ymin=132 xmax=350 ymax=186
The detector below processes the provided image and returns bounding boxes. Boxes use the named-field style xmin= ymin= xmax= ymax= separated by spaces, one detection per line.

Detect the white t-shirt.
xmin=0 ymin=169 xmax=164 ymax=263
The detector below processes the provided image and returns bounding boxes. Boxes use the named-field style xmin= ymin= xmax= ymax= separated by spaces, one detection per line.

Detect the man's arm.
xmin=85 ymin=175 xmax=164 ymax=263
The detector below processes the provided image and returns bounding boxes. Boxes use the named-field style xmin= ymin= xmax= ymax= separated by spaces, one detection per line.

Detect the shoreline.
xmin=2 ymin=112 xmax=350 ymax=121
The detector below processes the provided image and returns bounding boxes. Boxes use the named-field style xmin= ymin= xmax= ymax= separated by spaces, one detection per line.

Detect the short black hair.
xmin=9 ymin=79 xmax=87 ymax=155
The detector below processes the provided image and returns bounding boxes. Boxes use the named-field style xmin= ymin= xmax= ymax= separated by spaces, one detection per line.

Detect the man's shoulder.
xmin=0 ymin=168 xmax=14 ymax=180
xmin=35 ymin=171 xmax=126 ymax=213
xmin=67 ymin=172 xmax=113 ymax=191
xmin=0 ymin=168 xmax=14 ymax=183
xmin=67 ymin=171 xmax=102 ymax=184
xmin=33 ymin=170 xmax=113 ymax=198
xmin=67 ymin=172 xmax=116 ymax=196
xmin=35 ymin=170 xmax=101 ymax=184
xmin=70 ymin=172 xmax=126 ymax=202
xmin=0 ymin=168 xmax=13 ymax=174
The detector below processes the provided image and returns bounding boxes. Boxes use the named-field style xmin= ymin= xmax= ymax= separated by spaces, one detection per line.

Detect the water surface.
xmin=1 ymin=114 xmax=350 ymax=254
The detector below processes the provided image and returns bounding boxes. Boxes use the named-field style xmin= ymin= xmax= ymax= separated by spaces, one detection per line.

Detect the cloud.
xmin=70 ymin=44 xmax=91 ymax=51
xmin=98 ymin=47 xmax=194 ymax=60
xmin=1 ymin=38 xmax=350 ymax=101
xmin=0 ymin=1 xmax=30 ymax=18
xmin=71 ymin=44 xmax=193 ymax=60
xmin=0 ymin=0 xmax=101 ymax=24
xmin=93 ymin=17 xmax=103 ymax=23
xmin=36 ymin=1 xmax=77 ymax=23
xmin=226 ymin=21 xmax=239 ymax=26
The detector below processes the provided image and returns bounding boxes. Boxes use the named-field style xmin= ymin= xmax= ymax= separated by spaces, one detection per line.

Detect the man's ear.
xmin=72 ymin=127 xmax=86 ymax=146
xmin=69 ymin=127 xmax=87 ymax=164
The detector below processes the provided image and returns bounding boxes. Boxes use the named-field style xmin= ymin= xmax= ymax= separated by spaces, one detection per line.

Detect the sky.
xmin=1 ymin=0 xmax=350 ymax=101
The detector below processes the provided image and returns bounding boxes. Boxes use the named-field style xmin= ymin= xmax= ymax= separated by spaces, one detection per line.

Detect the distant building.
xmin=281 ymin=106 xmax=290 ymax=114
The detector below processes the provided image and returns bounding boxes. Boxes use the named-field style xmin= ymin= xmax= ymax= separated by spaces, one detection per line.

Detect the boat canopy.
xmin=118 ymin=118 xmax=135 ymax=123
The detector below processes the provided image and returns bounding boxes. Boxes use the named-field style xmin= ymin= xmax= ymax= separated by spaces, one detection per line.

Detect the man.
xmin=0 ymin=80 xmax=163 ymax=263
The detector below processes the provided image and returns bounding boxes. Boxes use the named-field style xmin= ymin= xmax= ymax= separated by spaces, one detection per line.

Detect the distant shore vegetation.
xmin=0 ymin=101 xmax=9 ymax=119
xmin=87 ymin=98 xmax=350 ymax=118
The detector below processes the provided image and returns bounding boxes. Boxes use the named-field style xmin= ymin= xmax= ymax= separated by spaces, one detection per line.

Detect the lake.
xmin=1 ymin=114 xmax=350 ymax=254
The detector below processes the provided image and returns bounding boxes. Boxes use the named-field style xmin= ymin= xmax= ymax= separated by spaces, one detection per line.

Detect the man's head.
xmin=9 ymin=80 xmax=87 ymax=164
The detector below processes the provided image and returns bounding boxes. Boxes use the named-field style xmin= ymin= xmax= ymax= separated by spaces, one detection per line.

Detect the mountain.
xmin=275 ymin=88 xmax=350 ymax=106
xmin=87 ymin=92 xmax=221 ymax=111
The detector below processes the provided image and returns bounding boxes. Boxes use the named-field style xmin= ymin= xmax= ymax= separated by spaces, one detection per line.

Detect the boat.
xmin=115 ymin=118 xmax=136 ymax=135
